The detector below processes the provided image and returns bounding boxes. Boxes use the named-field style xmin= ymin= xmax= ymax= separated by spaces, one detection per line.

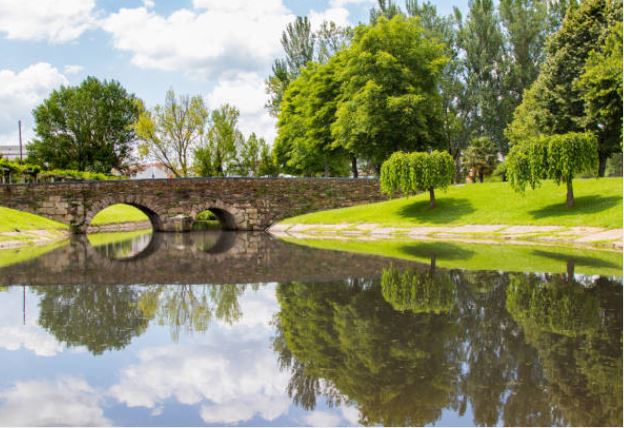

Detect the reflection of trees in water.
xmin=506 ymin=273 xmax=623 ymax=427
xmin=35 ymin=285 xmax=150 ymax=355
xmin=274 ymin=278 xmax=462 ymax=426
xmin=381 ymin=264 xmax=455 ymax=314
xmin=274 ymin=268 xmax=622 ymax=427
xmin=35 ymin=283 xmax=257 ymax=353
xmin=138 ymin=284 xmax=257 ymax=341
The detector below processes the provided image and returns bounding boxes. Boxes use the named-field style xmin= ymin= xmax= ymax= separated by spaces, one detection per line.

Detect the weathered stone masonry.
xmin=0 ymin=177 xmax=385 ymax=233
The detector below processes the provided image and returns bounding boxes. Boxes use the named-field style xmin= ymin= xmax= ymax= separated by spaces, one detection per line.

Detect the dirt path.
xmin=269 ymin=223 xmax=623 ymax=250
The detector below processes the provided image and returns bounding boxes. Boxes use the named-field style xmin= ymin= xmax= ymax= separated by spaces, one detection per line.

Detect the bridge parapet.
xmin=0 ymin=177 xmax=384 ymax=233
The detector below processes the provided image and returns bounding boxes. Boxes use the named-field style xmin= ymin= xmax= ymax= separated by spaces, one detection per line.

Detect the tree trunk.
xmin=567 ymin=260 xmax=575 ymax=284
xmin=430 ymin=255 xmax=437 ymax=273
xmin=478 ymin=171 xmax=484 ymax=183
xmin=351 ymin=156 xmax=358 ymax=178
xmin=566 ymin=178 xmax=574 ymax=208
xmin=323 ymin=160 xmax=329 ymax=177
xmin=429 ymin=188 xmax=436 ymax=209
xmin=598 ymin=152 xmax=608 ymax=177
xmin=454 ymin=155 xmax=462 ymax=184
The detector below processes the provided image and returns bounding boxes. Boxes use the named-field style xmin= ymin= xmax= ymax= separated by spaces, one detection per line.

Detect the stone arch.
xmin=193 ymin=201 xmax=243 ymax=231
xmin=85 ymin=197 xmax=163 ymax=233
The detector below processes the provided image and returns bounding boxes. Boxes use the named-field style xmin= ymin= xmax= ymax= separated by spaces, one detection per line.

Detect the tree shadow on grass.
xmin=531 ymin=249 xmax=620 ymax=270
xmin=401 ymin=242 xmax=475 ymax=262
xmin=529 ymin=195 xmax=621 ymax=219
xmin=397 ymin=197 xmax=476 ymax=224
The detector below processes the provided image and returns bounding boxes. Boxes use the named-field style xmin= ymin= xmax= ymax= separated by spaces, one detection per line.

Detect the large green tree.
xmin=506 ymin=0 xmax=622 ymax=175
xmin=274 ymin=59 xmax=350 ymax=176
xmin=28 ymin=77 xmax=140 ymax=173
xmin=331 ymin=15 xmax=447 ymax=171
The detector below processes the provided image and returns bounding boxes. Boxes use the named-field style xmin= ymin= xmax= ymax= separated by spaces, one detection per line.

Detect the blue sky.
xmin=0 ymin=0 xmax=469 ymax=148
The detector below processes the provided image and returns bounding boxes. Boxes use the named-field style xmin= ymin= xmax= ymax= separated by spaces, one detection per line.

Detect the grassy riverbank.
xmin=282 ymin=178 xmax=622 ymax=229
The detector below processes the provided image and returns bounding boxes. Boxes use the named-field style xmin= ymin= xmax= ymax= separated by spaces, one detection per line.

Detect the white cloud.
xmin=0 ymin=63 xmax=67 ymax=146
xmin=64 ymin=64 xmax=84 ymax=75
xmin=101 ymin=3 xmax=294 ymax=77
xmin=0 ymin=377 xmax=110 ymax=426
xmin=207 ymin=72 xmax=276 ymax=144
xmin=309 ymin=7 xmax=351 ymax=30
xmin=330 ymin=0 xmax=376 ymax=7
xmin=0 ymin=0 xmax=96 ymax=43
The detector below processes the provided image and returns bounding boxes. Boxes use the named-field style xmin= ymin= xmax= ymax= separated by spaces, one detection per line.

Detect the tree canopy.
xmin=506 ymin=132 xmax=598 ymax=207
xmin=28 ymin=77 xmax=140 ymax=173
xmin=380 ymin=150 xmax=455 ymax=208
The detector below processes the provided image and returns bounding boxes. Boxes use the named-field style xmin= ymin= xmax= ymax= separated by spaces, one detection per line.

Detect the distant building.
xmin=0 ymin=145 xmax=22 ymax=160
xmin=129 ymin=162 xmax=172 ymax=179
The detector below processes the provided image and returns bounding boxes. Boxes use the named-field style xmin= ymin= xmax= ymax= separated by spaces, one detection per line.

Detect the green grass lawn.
xmin=0 ymin=207 xmax=67 ymax=232
xmin=283 ymin=178 xmax=622 ymax=228
xmin=91 ymin=204 xmax=149 ymax=225
xmin=284 ymin=237 xmax=623 ymax=277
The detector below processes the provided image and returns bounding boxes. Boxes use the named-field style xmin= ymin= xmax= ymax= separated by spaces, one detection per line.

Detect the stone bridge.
xmin=0 ymin=177 xmax=384 ymax=233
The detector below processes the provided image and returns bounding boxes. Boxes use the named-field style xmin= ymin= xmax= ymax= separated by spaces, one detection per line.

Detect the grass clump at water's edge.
xmin=281 ymin=178 xmax=622 ymax=229
xmin=282 ymin=237 xmax=623 ymax=277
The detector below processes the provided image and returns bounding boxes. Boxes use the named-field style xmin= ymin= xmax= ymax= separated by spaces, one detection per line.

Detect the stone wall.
xmin=0 ymin=177 xmax=385 ymax=233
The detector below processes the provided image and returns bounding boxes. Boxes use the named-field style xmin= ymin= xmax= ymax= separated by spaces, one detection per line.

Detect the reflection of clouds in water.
xmin=302 ymin=406 xmax=362 ymax=427
xmin=109 ymin=341 xmax=290 ymax=424
xmin=0 ymin=288 xmax=66 ymax=356
xmin=0 ymin=326 xmax=63 ymax=356
xmin=109 ymin=283 xmax=290 ymax=424
xmin=0 ymin=377 xmax=110 ymax=426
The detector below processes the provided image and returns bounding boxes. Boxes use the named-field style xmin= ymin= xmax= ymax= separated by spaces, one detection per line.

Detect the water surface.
xmin=0 ymin=231 xmax=621 ymax=426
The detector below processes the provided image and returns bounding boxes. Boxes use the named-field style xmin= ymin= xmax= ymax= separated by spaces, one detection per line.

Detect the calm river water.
xmin=0 ymin=231 xmax=621 ymax=427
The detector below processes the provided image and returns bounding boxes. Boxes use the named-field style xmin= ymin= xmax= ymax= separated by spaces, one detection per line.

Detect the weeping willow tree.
xmin=506 ymin=132 xmax=598 ymax=207
xmin=381 ymin=265 xmax=456 ymax=314
xmin=380 ymin=150 xmax=455 ymax=208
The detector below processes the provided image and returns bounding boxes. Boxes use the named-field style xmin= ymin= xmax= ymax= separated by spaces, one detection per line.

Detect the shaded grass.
xmin=282 ymin=237 xmax=623 ymax=277
xmin=91 ymin=204 xmax=149 ymax=225
xmin=282 ymin=178 xmax=622 ymax=229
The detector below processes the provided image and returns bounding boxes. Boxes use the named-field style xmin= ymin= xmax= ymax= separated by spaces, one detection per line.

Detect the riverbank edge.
xmin=0 ymin=229 xmax=70 ymax=249
xmin=87 ymin=220 xmax=152 ymax=233
xmin=269 ymin=223 xmax=623 ymax=251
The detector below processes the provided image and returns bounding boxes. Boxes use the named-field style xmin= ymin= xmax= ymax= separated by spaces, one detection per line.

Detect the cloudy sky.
xmin=0 ymin=0 xmax=468 ymax=148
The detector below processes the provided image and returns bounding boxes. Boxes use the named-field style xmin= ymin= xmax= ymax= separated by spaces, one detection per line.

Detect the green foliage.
xmin=274 ymin=59 xmax=349 ymax=176
xmin=135 ymin=89 xmax=208 ymax=177
xmin=0 ymin=158 xmax=121 ymax=183
xmin=462 ymin=136 xmax=499 ymax=182
xmin=332 ymin=15 xmax=447 ymax=168
xmin=381 ymin=265 xmax=455 ymax=314
xmin=507 ymin=133 xmax=598 ymax=195
xmin=28 ymin=77 xmax=139 ymax=173
xmin=506 ymin=0 xmax=622 ymax=174
xmin=380 ymin=151 xmax=454 ymax=206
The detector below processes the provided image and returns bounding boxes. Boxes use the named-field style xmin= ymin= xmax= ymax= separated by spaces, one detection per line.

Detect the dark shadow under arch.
xmin=194 ymin=208 xmax=238 ymax=231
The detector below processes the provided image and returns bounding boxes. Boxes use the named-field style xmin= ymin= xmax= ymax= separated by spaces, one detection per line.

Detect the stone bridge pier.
xmin=0 ymin=177 xmax=385 ymax=233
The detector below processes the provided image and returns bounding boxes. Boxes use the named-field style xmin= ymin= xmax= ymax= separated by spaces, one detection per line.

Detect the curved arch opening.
xmin=192 ymin=208 xmax=237 ymax=231
xmin=87 ymin=204 xmax=157 ymax=259
xmin=88 ymin=203 xmax=156 ymax=233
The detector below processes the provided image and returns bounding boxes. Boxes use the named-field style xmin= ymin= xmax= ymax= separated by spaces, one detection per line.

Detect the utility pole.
xmin=18 ymin=120 xmax=23 ymax=161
